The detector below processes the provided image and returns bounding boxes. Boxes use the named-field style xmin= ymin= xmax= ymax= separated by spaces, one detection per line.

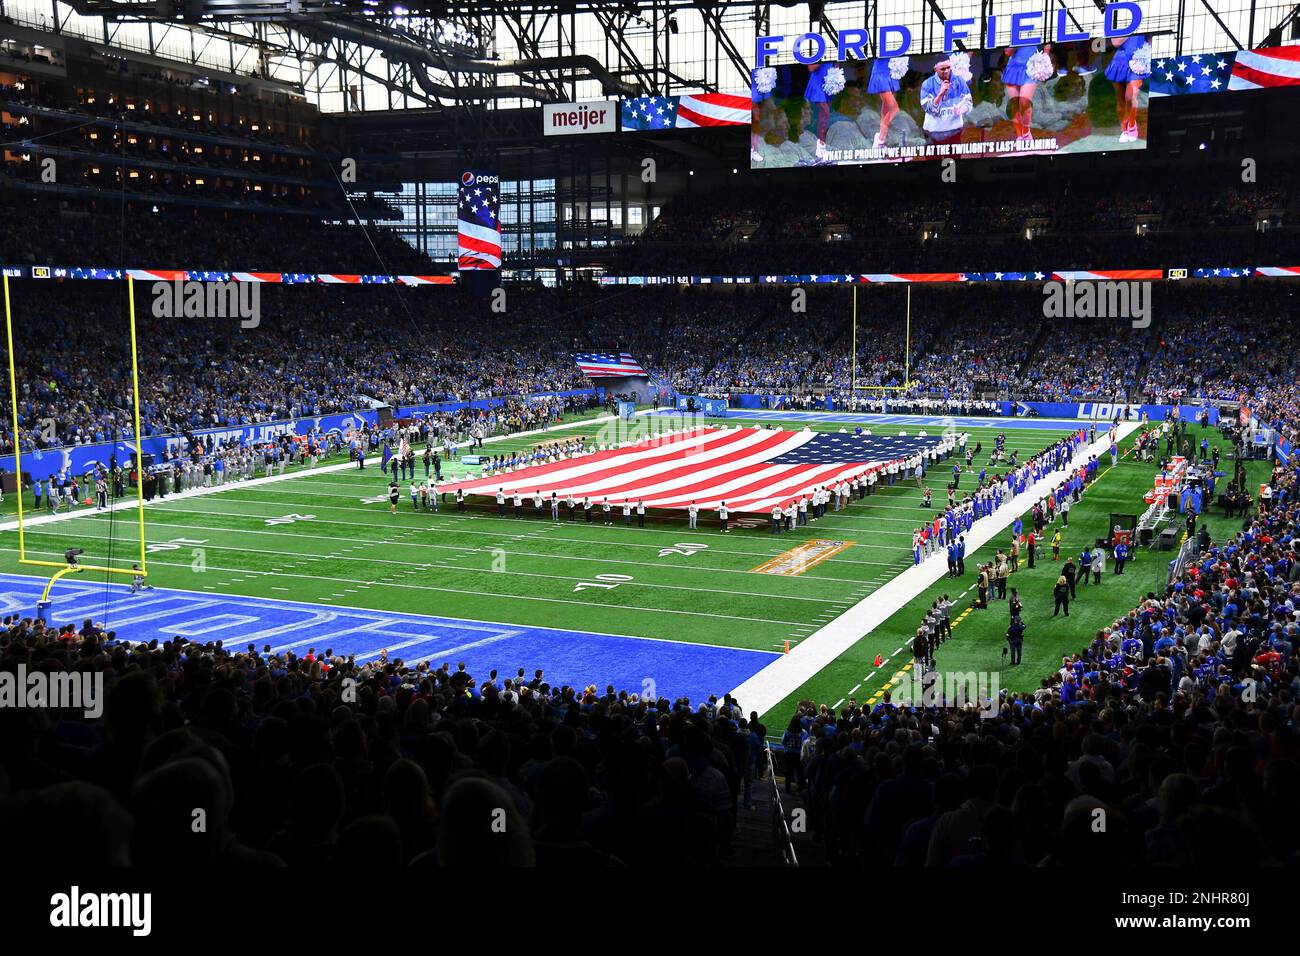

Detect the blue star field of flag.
xmin=767 ymin=433 xmax=944 ymax=465
xmin=458 ymin=183 xmax=500 ymax=229
xmin=620 ymin=95 xmax=679 ymax=130
xmin=1193 ymin=267 xmax=1253 ymax=278
xmin=1149 ymin=52 xmax=1236 ymax=96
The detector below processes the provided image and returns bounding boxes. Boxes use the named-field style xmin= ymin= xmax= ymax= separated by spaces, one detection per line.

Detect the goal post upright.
xmin=127 ymin=277 xmax=149 ymax=579
xmin=3 ymin=273 xmax=149 ymax=581
xmin=4 ymin=273 xmax=25 ymax=560
xmin=852 ymin=282 xmax=915 ymax=393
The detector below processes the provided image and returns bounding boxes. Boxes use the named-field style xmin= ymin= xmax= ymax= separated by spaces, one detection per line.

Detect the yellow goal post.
xmin=4 ymin=273 xmax=149 ymax=584
xmin=850 ymin=283 xmax=916 ymax=393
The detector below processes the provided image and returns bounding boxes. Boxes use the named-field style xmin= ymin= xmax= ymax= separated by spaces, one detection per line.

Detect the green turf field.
xmin=759 ymin=424 xmax=1271 ymax=722
xmin=0 ymin=411 xmax=1265 ymax=728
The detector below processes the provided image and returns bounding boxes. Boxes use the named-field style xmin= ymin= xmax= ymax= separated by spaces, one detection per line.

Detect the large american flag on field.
xmin=457 ymin=170 xmax=501 ymax=271
xmin=574 ymin=352 xmax=647 ymax=377
xmin=440 ymin=426 xmax=942 ymax=513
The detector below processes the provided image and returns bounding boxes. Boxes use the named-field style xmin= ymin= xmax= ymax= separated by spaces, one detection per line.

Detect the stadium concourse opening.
xmin=0 ymin=2 xmax=1294 ymax=917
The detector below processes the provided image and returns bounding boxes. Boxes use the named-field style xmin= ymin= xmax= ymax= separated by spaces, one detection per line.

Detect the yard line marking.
xmin=728 ymin=423 xmax=1142 ymax=715
xmin=0 ymin=571 xmax=776 ymax=657
xmin=2 ymin=548 xmax=812 ymax=627
xmin=84 ymin=507 xmax=904 ymax=570
xmin=34 ymin=530 xmax=852 ymax=606
xmin=0 ymin=407 xmax=630 ymax=534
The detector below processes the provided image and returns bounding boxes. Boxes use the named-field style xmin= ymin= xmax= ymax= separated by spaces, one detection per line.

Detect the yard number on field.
xmin=574 ymin=573 xmax=633 ymax=592
xmin=658 ymin=542 xmax=709 ymax=558
xmin=146 ymin=536 xmax=209 ymax=554
xmin=265 ymin=513 xmax=316 ymax=526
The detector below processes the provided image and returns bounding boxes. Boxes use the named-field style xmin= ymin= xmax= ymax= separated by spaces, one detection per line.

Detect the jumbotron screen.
xmin=750 ymin=38 xmax=1149 ymax=167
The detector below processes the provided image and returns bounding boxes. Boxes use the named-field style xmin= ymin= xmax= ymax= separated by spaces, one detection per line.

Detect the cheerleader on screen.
xmin=1001 ymin=42 xmax=1051 ymax=146
xmin=867 ymin=56 xmax=901 ymax=148
xmin=751 ymin=66 xmax=775 ymax=162
xmin=804 ymin=61 xmax=832 ymax=159
xmin=1106 ymin=34 xmax=1150 ymax=142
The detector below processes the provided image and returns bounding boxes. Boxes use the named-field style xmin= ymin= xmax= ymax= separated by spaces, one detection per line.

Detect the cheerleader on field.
xmin=1106 ymin=35 xmax=1150 ymax=142
xmin=867 ymin=56 xmax=901 ymax=148
xmin=1001 ymin=42 xmax=1051 ymax=146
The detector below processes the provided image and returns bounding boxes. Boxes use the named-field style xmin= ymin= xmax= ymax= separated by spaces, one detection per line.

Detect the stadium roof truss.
xmin=2 ymin=1 xmax=1298 ymax=115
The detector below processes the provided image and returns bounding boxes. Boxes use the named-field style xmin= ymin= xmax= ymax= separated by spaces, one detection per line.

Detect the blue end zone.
xmin=0 ymin=572 xmax=774 ymax=704
xmin=653 ymin=409 xmax=1088 ymax=430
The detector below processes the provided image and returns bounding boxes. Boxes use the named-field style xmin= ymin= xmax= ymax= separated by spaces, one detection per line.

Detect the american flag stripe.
xmin=495 ymin=429 xmax=790 ymax=499
xmin=574 ymin=352 xmax=647 ymax=376
xmin=722 ymin=463 xmax=885 ymax=513
xmin=397 ymin=275 xmax=455 ymax=285
xmin=1050 ymin=269 xmax=1164 ymax=281
xmin=579 ymin=365 xmax=645 ymax=376
xmin=441 ymin=427 xmax=933 ymax=513
xmin=1229 ymin=46 xmax=1300 ymax=90
xmin=458 ymin=171 xmax=501 ymax=271
xmin=675 ymin=92 xmax=751 ymax=127
xmin=861 ymin=273 xmax=965 ymax=283
xmin=126 ymin=269 xmax=186 ymax=281
xmin=458 ymin=222 xmax=503 ymax=268
xmin=1254 ymin=266 xmax=1300 ymax=277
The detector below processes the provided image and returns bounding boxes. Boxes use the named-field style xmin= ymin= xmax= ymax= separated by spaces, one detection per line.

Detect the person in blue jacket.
xmin=1114 ymin=539 xmax=1129 ymax=574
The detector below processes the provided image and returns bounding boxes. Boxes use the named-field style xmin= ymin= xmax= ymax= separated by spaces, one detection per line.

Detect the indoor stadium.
xmin=0 ymin=0 xmax=1296 ymax=912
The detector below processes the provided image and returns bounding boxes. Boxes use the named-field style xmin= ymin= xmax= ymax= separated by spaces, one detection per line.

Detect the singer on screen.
xmin=920 ymin=59 xmax=972 ymax=147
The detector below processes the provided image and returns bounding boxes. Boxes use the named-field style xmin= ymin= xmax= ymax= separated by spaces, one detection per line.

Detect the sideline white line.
xmin=0 ymin=409 xmax=631 ymax=534
xmin=726 ymin=422 xmax=1141 ymax=715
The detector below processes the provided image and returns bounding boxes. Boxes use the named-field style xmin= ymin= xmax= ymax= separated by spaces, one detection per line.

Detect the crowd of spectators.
xmin=609 ymin=171 xmax=1297 ymax=278
xmin=779 ymin=454 xmax=1300 ymax=866
xmin=0 ymin=195 xmax=430 ymax=275
xmin=7 ymin=277 xmax=1300 ymax=457
xmin=2 ymin=431 xmax=1295 ymax=867
xmin=0 ymin=283 xmax=592 ymax=453
xmin=0 ymin=623 xmax=767 ymax=866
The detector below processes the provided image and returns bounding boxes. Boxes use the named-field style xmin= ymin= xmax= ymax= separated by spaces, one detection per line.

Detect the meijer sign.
xmin=543 ymin=101 xmax=616 ymax=136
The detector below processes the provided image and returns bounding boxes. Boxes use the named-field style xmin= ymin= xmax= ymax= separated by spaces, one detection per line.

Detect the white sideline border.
xmin=726 ymin=422 xmax=1143 ymax=715
xmin=0 ymin=408 xmax=642 ymax=534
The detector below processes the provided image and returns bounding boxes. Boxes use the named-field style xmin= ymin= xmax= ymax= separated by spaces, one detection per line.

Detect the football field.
xmin=0 ymin=410 xmax=1262 ymax=725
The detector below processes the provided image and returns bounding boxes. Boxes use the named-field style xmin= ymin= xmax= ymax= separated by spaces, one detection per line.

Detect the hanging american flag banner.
xmin=1229 ymin=45 xmax=1300 ymax=90
xmin=675 ymin=92 xmax=750 ymax=127
xmin=440 ymin=426 xmax=942 ymax=513
xmin=574 ymin=352 xmax=647 ymax=377
xmin=457 ymin=170 xmax=502 ymax=270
